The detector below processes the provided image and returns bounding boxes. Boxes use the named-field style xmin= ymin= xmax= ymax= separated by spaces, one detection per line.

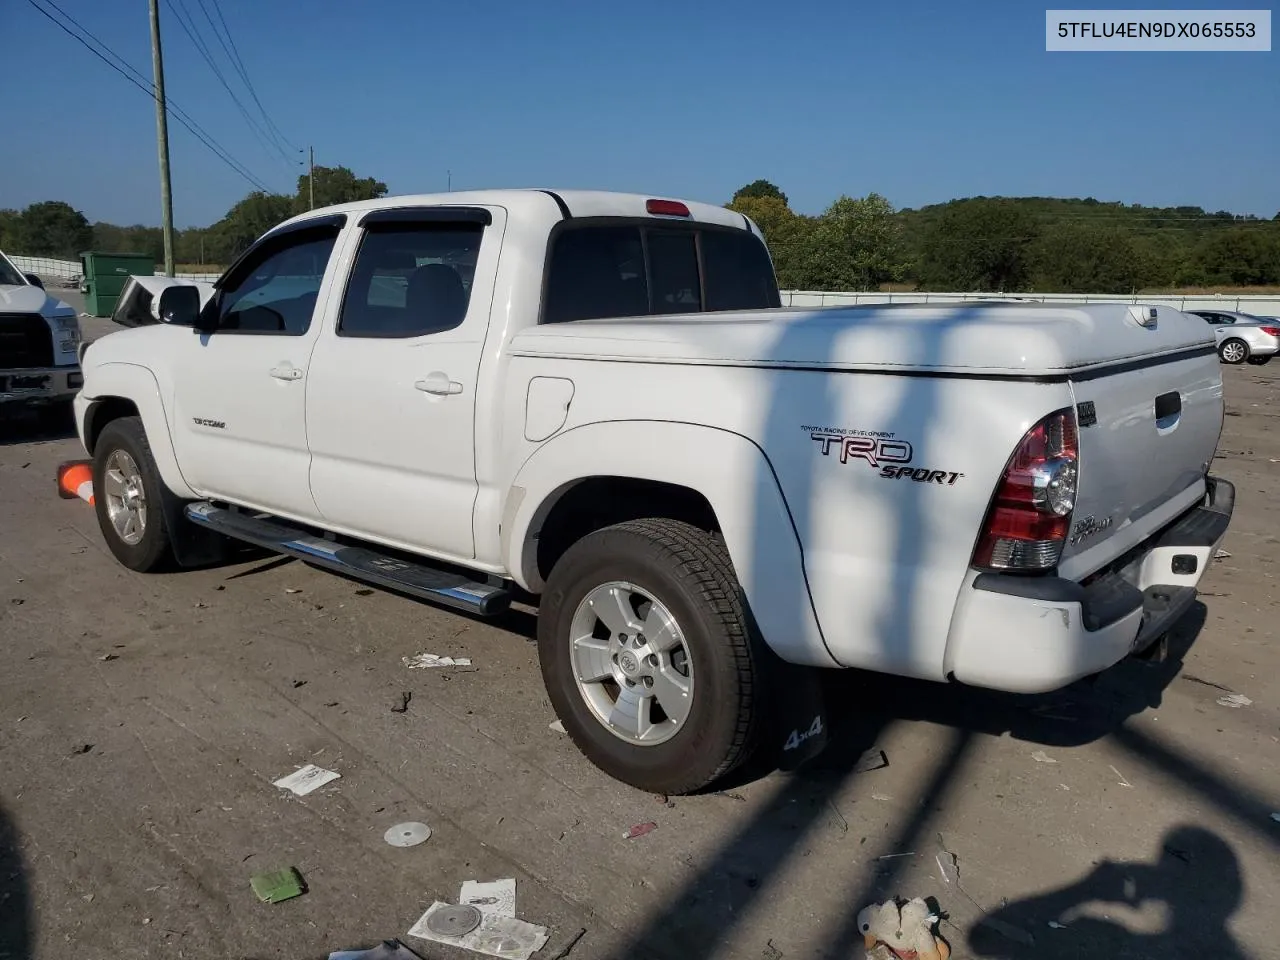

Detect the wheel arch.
xmin=504 ymin=419 xmax=838 ymax=668
xmin=81 ymin=363 xmax=196 ymax=499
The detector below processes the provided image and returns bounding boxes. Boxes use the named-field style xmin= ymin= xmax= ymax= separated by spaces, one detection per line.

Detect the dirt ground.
xmin=1 ymin=312 xmax=1277 ymax=960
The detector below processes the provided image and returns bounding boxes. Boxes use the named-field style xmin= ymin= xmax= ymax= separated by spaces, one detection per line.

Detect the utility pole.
xmin=308 ymin=146 xmax=315 ymax=210
xmin=447 ymin=170 xmax=451 ymax=192
xmin=147 ymin=0 xmax=175 ymax=277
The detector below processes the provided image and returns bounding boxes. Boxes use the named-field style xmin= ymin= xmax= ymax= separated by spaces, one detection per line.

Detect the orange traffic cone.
xmin=56 ymin=460 xmax=95 ymax=504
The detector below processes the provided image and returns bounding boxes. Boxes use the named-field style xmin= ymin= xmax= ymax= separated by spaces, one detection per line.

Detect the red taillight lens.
xmin=645 ymin=198 xmax=691 ymax=217
xmin=1260 ymin=326 xmax=1280 ymax=337
xmin=972 ymin=408 xmax=1079 ymax=571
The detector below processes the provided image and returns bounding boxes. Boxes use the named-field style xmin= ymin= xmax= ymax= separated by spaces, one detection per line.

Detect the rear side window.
xmin=542 ymin=221 xmax=778 ymax=324
xmin=339 ymin=222 xmax=483 ymax=337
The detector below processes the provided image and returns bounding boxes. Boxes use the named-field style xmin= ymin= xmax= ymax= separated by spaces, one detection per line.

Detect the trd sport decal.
xmin=803 ymin=425 xmax=964 ymax=486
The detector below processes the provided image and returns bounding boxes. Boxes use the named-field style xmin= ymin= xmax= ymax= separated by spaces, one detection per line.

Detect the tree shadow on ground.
xmin=0 ymin=800 xmax=32 ymax=960
xmin=0 ymin=402 xmax=77 ymax=447
xmin=620 ymin=598 xmax=1232 ymax=960
xmin=968 ymin=825 xmax=1246 ymax=960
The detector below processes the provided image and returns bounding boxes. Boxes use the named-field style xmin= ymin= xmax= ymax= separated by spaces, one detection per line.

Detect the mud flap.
xmin=161 ymin=496 xmax=234 ymax=568
xmin=772 ymin=661 xmax=829 ymax=771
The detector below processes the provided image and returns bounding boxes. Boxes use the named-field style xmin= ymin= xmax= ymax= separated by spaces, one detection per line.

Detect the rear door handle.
xmin=270 ymin=364 xmax=303 ymax=381
xmin=415 ymin=373 xmax=463 ymax=396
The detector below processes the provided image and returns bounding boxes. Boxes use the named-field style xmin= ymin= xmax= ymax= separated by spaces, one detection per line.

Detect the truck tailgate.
xmin=1057 ymin=348 xmax=1224 ymax=581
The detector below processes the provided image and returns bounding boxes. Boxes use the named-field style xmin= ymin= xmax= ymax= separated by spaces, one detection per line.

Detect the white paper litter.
xmin=272 ymin=763 xmax=341 ymax=796
xmin=1216 ymin=693 xmax=1252 ymax=708
xmin=1031 ymin=750 xmax=1058 ymax=764
xmin=1214 ymin=549 xmax=1232 ymax=560
xmin=1270 ymin=812 xmax=1280 ymax=823
xmin=459 ymin=879 xmax=517 ymax=920
xmin=407 ymin=901 xmax=548 ymax=960
xmin=402 ymin=653 xmax=472 ymax=669
xmin=548 ymin=720 xmax=565 ymax=733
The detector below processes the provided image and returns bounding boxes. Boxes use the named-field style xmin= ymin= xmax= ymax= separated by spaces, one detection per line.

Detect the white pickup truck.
xmin=1 ymin=250 xmax=82 ymax=411
xmin=70 ymin=189 xmax=1234 ymax=794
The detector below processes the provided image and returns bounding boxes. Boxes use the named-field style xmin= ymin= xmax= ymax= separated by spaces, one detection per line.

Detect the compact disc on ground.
xmin=425 ymin=904 xmax=482 ymax=937
xmin=384 ymin=821 xmax=432 ymax=847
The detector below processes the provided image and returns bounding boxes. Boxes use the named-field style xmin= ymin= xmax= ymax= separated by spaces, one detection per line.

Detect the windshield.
xmin=0 ymin=254 xmax=26 ymax=287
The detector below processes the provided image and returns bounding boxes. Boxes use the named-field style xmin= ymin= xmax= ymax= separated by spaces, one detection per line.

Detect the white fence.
xmin=6 ymin=254 xmax=220 ymax=284
xmin=779 ymin=289 xmax=1280 ymax=316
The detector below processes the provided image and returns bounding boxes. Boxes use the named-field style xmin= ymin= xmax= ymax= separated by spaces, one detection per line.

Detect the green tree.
xmin=16 ymin=201 xmax=94 ymax=259
xmin=208 ymin=191 xmax=296 ymax=260
xmin=1031 ymin=223 xmax=1143 ymax=293
xmin=731 ymin=179 xmax=788 ymax=206
xmin=1193 ymin=229 xmax=1280 ymax=286
xmin=917 ymin=198 xmax=1039 ymax=291
xmin=298 ymin=165 xmax=388 ymax=212
xmin=802 ymin=193 xmax=906 ymax=291
xmin=0 ymin=209 xmax=19 ymax=249
xmin=727 ymin=193 xmax=812 ymax=289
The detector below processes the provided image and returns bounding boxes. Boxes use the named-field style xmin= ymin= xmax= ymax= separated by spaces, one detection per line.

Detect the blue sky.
xmin=3 ymin=0 xmax=1277 ymax=227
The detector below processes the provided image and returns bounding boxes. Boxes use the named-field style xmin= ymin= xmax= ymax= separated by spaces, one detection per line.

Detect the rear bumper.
xmin=944 ymin=475 xmax=1234 ymax=694
xmin=0 ymin=366 xmax=82 ymax=405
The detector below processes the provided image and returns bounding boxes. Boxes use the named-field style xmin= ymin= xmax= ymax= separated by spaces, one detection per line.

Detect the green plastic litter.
xmin=250 ymin=867 xmax=305 ymax=903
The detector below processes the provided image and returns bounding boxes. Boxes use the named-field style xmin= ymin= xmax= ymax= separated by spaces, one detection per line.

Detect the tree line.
xmin=4 ymin=170 xmax=1278 ymax=292
xmin=730 ymin=180 xmax=1280 ymax=291
xmin=0 ymin=165 xmax=387 ymax=269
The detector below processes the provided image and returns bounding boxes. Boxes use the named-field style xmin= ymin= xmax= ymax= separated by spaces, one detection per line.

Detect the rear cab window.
xmin=541 ymin=220 xmax=779 ymax=324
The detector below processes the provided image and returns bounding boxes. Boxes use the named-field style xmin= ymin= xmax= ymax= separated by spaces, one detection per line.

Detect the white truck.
xmin=1 ymin=250 xmax=82 ymax=412
xmin=69 ymin=190 xmax=1234 ymax=794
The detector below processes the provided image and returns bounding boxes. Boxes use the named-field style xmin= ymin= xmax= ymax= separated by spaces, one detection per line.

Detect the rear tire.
xmin=1219 ymin=339 xmax=1249 ymax=364
xmin=92 ymin=416 xmax=175 ymax=572
xmin=538 ymin=518 xmax=763 ymax=794
xmin=1246 ymin=354 xmax=1272 ymax=366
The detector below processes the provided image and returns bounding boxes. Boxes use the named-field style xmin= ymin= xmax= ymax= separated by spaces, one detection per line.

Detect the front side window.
xmin=339 ymin=222 xmax=483 ymax=337
xmin=216 ymin=232 xmax=338 ymax=335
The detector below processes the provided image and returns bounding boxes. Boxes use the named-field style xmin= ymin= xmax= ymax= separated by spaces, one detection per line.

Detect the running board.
xmin=185 ymin=502 xmax=511 ymax=616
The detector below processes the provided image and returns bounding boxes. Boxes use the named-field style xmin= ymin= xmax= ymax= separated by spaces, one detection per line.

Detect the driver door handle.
xmin=415 ymin=373 xmax=463 ymax=396
xmin=270 ymin=364 xmax=303 ymax=381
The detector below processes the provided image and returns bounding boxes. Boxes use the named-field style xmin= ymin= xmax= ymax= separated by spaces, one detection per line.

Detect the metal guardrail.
xmin=779 ymin=289 xmax=1280 ymax=316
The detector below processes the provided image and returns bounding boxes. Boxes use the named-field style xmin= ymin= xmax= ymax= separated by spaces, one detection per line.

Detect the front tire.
xmin=92 ymin=416 xmax=175 ymax=572
xmin=538 ymin=519 xmax=763 ymax=794
xmin=1219 ymin=338 xmax=1249 ymax=364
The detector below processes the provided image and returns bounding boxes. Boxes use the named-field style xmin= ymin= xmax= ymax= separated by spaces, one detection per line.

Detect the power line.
xmin=26 ymin=0 xmax=273 ymax=193
xmin=165 ymin=0 xmax=296 ymax=166
xmin=201 ymin=0 xmax=299 ymax=156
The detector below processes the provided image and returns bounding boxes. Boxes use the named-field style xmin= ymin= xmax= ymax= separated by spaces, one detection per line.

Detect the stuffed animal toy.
xmin=856 ymin=898 xmax=950 ymax=960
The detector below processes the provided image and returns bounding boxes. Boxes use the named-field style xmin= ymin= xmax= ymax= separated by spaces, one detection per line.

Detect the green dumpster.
xmin=80 ymin=252 xmax=157 ymax=317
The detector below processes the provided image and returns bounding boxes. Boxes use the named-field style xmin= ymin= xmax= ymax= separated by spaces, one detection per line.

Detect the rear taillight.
xmin=972 ymin=408 xmax=1079 ymax=571
xmin=1260 ymin=326 xmax=1280 ymax=337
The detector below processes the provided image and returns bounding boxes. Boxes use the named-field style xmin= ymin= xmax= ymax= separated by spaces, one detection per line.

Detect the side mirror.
xmin=23 ymin=273 xmax=44 ymax=290
xmin=157 ymin=285 xmax=203 ymax=328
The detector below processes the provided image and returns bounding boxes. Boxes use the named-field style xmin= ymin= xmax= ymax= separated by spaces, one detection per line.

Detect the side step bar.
xmin=185 ymin=502 xmax=512 ymax=617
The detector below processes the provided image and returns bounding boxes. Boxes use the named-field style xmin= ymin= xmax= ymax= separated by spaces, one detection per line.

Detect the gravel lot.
xmin=1 ymin=311 xmax=1277 ymax=959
